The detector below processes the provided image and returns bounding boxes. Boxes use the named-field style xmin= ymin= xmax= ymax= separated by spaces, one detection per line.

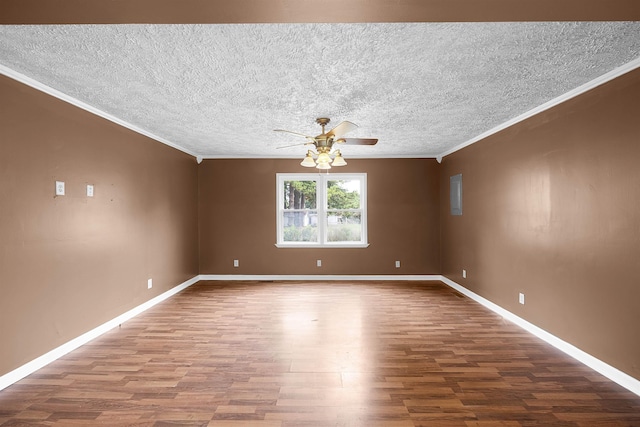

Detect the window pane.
xmin=326 ymin=211 xmax=361 ymax=242
xmin=283 ymin=211 xmax=318 ymax=242
xmin=283 ymin=180 xmax=316 ymax=209
xmin=277 ymin=173 xmax=366 ymax=247
xmin=327 ymin=179 xmax=360 ymax=209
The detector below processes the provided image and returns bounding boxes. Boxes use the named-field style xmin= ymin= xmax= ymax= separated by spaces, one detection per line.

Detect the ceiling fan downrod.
xmin=316 ymin=117 xmax=331 ymax=135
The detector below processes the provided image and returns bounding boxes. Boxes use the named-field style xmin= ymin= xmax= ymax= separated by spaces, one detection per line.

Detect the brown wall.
xmin=3 ymin=0 xmax=639 ymax=24
xmin=2 ymin=60 xmax=639 ymax=386
xmin=199 ymin=158 xmax=440 ymax=275
xmin=440 ymin=68 xmax=640 ymax=380
xmin=0 ymin=76 xmax=199 ymax=376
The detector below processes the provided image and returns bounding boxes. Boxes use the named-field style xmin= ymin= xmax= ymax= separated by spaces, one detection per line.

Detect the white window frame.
xmin=276 ymin=173 xmax=369 ymax=248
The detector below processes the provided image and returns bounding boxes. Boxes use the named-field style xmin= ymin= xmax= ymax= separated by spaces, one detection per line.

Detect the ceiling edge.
xmin=0 ymin=64 xmax=197 ymax=158
xmin=199 ymin=155 xmax=438 ymax=160
xmin=4 ymin=54 xmax=639 ymax=162
xmin=0 ymin=63 xmax=436 ymax=160
xmin=437 ymin=56 xmax=640 ymax=160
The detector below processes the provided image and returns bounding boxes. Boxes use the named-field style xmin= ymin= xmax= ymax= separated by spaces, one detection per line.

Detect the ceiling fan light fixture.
xmin=278 ymin=117 xmax=376 ymax=170
xmin=316 ymin=152 xmax=332 ymax=165
xmin=300 ymin=150 xmax=317 ymax=167
xmin=332 ymin=150 xmax=347 ymax=167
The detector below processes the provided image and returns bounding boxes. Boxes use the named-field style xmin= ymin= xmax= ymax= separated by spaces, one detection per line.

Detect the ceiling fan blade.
xmin=339 ymin=138 xmax=378 ymax=145
xmin=274 ymin=129 xmax=315 ymax=139
xmin=326 ymin=121 xmax=358 ymax=139
xmin=276 ymin=142 xmax=315 ymax=149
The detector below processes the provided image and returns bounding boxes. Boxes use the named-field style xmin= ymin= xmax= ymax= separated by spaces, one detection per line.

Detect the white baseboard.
xmin=2 ymin=274 xmax=638 ymax=398
xmin=0 ymin=275 xmax=200 ymax=392
xmin=440 ymin=276 xmax=640 ymax=397
xmin=201 ymin=274 xmax=639 ymax=396
xmin=197 ymin=274 xmax=441 ymax=281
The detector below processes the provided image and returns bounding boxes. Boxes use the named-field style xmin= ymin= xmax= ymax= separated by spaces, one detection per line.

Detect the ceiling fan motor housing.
xmin=274 ymin=117 xmax=377 ymax=151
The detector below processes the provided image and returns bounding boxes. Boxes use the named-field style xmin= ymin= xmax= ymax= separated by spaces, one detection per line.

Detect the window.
xmin=276 ymin=173 xmax=368 ymax=248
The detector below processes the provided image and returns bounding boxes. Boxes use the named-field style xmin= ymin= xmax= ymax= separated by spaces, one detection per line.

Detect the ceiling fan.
xmin=275 ymin=117 xmax=378 ymax=169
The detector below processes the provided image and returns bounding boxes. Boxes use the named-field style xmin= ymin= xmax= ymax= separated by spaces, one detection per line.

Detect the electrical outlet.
xmin=86 ymin=184 xmax=94 ymax=197
xmin=147 ymin=279 xmax=153 ymax=289
xmin=233 ymin=259 xmax=239 ymax=267
xmin=395 ymin=260 xmax=401 ymax=268
xmin=519 ymin=293 xmax=525 ymax=305
xmin=462 ymin=269 xmax=467 ymax=279
xmin=317 ymin=259 xmax=322 ymax=267
xmin=55 ymin=181 xmax=65 ymax=196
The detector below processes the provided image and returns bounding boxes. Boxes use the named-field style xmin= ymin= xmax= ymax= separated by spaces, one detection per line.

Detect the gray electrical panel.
xmin=450 ymin=173 xmax=462 ymax=216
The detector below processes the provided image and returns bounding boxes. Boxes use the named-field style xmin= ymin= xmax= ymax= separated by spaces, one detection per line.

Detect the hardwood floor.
xmin=1 ymin=280 xmax=639 ymax=426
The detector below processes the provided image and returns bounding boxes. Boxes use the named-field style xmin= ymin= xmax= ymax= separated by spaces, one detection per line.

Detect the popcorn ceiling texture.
xmin=1 ymin=23 xmax=639 ymax=158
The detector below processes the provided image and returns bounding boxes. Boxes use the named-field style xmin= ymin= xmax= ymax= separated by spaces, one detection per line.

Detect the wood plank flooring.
xmin=1 ymin=280 xmax=639 ymax=426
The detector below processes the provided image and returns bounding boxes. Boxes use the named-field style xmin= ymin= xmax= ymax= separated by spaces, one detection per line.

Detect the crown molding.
xmin=0 ymin=64 xmax=197 ymax=158
xmin=438 ymin=56 xmax=640 ymax=160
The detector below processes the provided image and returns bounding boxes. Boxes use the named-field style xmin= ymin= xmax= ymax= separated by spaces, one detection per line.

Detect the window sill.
xmin=275 ymin=243 xmax=370 ymax=249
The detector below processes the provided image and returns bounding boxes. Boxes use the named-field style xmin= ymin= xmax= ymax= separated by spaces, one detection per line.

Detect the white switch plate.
xmin=462 ymin=269 xmax=467 ymax=279
xmin=519 ymin=292 xmax=525 ymax=305
xmin=317 ymin=260 xmax=322 ymax=267
xmin=55 ymin=181 xmax=65 ymax=196
xmin=147 ymin=279 xmax=153 ymax=289
xmin=395 ymin=260 xmax=401 ymax=268
xmin=86 ymin=184 xmax=94 ymax=197
xmin=233 ymin=259 xmax=239 ymax=267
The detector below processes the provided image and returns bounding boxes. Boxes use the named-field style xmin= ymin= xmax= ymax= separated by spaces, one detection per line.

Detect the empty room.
xmin=1 ymin=1 xmax=640 ymax=426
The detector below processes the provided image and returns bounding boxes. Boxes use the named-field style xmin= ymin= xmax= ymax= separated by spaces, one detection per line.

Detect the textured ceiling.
xmin=1 ymin=23 xmax=640 ymax=159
